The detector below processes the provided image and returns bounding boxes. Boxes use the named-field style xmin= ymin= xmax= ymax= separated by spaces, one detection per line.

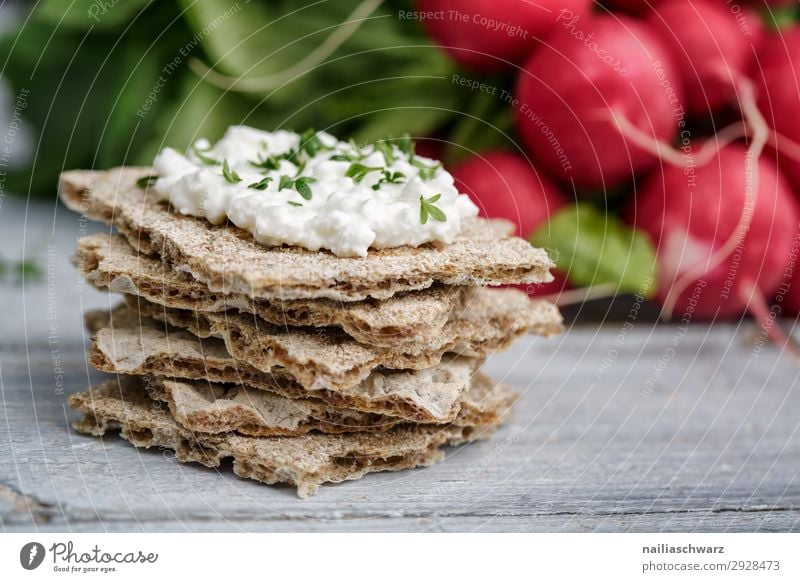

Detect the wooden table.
xmin=1 ymin=199 xmax=799 ymax=532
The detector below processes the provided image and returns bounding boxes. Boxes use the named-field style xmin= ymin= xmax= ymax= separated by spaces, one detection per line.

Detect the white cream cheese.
xmin=151 ymin=125 xmax=479 ymax=257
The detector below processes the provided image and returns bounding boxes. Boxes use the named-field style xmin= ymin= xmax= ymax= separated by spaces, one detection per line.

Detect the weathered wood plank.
xmin=1 ymin=324 xmax=799 ymax=532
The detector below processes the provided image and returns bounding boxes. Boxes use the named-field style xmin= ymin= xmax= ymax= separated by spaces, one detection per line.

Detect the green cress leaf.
xmin=411 ymin=157 xmax=442 ymax=180
xmin=419 ymin=194 xmax=446 ymax=225
xmin=222 ymin=159 xmax=242 ymax=183
xmin=248 ymin=176 xmax=273 ymax=190
xmin=250 ymin=154 xmax=282 ymax=171
xmin=395 ymin=134 xmax=415 ymax=156
xmin=294 ymin=177 xmax=317 ymax=200
xmin=278 ymin=175 xmax=294 ymax=191
xmin=374 ymin=141 xmax=396 ymax=165
xmin=298 ymin=128 xmax=329 ymax=158
xmin=192 ymin=144 xmax=220 ymax=166
xmin=345 ymin=163 xmax=382 ymax=183
xmin=530 ymin=203 xmax=657 ymax=298
xmin=372 ymin=170 xmax=406 ymax=190
xmin=136 ymin=175 xmax=159 ymax=189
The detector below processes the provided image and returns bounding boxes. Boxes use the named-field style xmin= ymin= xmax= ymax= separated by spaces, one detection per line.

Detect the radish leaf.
xmin=531 ymin=203 xmax=657 ymax=298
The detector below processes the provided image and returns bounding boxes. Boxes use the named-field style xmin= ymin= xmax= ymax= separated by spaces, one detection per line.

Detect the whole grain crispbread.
xmin=88 ymin=308 xmax=478 ymax=423
xmin=69 ymin=377 xmax=491 ymax=497
xmin=75 ymin=232 xmax=467 ymax=347
xmin=145 ymin=371 xmax=515 ymax=437
xmin=59 ymin=167 xmax=554 ymax=301
xmin=132 ymin=289 xmax=559 ymax=390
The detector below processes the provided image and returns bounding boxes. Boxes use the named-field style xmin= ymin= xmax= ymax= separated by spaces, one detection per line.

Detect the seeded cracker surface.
xmin=142 ymin=372 xmax=515 ymax=437
xmin=75 ymin=233 xmax=468 ymax=347
xmin=69 ymin=377 xmax=501 ymax=498
xmin=87 ymin=307 xmax=480 ymax=423
xmin=59 ymin=167 xmax=555 ymax=301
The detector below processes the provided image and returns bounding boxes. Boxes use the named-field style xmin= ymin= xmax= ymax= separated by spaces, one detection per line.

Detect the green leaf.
xmin=419 ymin=194 xmax=446 ymax=225
xmin=345 ymin=162 xmax=382 ymax=183
xmin=37 ymin=0 xmax=153 ymax=30
xmin=251 ymin=155 xmax=282 ymax=171
xmin=248 ymin=176 xmax=273 ymax=190
xmin=278 ymin=175 xmax=294 ymax=191
xmin=395 ymin=134 xmax=415 ymax=157
xmin=530 ymin=203 xmax=658 ymax=298
xmin=762 ymin=5 xmax=798 ymax=30
xmin=136 ymin=175 xmax=159 ymax=188
xmin=222 ymin=159 xmax=242 ymax=183
xmin=193 ymin=145 xmax=220 ymax=166
xmin=294 ymin=177 xmax=317 ymax=200
xmin=373 ymin=141 xmax=396 ymax=165
xmin=372 ymin=170 xmax=406 ymax=190
xmin=288 ymin=201 xmax=303 ymax=207
xmin=14 ymin=260 xmax=43 ymax=285
xmin=420 ymin=203 xmax=429 ymax=225
xmin=411 ymin=157 xmax=442 ymax=180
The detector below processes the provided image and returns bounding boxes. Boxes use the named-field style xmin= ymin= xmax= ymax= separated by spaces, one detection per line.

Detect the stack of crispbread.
xmin=59 ymin=166 xmax=562 ymax=497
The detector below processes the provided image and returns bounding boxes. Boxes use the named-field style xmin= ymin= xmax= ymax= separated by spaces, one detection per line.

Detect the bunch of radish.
xmin=417 ymin=0 xmax=800 ymax=356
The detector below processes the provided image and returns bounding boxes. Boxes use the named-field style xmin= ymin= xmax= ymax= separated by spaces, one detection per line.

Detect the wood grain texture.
xmin=2 ymin=326 xmax=799 ymax=533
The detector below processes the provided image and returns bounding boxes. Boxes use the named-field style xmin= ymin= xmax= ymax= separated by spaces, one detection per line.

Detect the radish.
xmin=452 ymin=150 xmax=567 ymax=237
xmin=452 ymin=150 xmax=570 ymax=295
xmin=753 ymin=27 xmax=800 ymax=189
xmin=626 ymin=142 xmax=800 ymax=322
xmin=646 ymin=0 xmax=763 ymax=115
xmin=515 ymin=13 xmax=684 ymax=189
xmin=416 ymin=0 xmax=592 ymax=72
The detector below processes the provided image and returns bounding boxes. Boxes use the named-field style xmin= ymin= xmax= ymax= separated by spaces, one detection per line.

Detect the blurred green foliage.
xmin=1 ymin=0 xmax=513 ymax=197
xmin=531 ymin=204 xmax=657 ymax=298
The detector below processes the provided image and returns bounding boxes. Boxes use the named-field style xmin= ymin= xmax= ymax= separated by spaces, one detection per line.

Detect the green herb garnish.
xmin=136 ymin=175 xmax=159 ymax=189
xmin=373 ymin=141 xmax=396 ymax=165
xmin=419 ymin=193 xmax=446 ymax=225
xmin=222 ymin=159 xmax=242 ymax=183
xmin=278 ymin=175 xmax=294 ymax=191
xmin=250 ymin=154 xmax=282 ymax=171
xmin=288 ymin=201 xmax=303 ymax=207
xmin=278 ymin=175 xmax=317 ymax=199
xmin=294 ymin=177 xmax=316 ymax=200
xmin=372 ymin=170 xmax=405 ymax=190
xmin=248 ymin=176 xmax=273 ymax=190
xmin=192 ymin=144 xmax=219 ymax=166
xmin=346 ymin=162 xmax=382 ymax=183
xmin=395 ymin=134 xmax=415 ymax=156
xmin=298 ymin=128 xmax=329 ymax=158
xmin=411 ymin=157 xmax=441 ymax=181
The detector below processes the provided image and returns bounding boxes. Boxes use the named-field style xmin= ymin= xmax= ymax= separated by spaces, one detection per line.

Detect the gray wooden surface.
xmin=1 ymin=199 xmax=799 ymax=532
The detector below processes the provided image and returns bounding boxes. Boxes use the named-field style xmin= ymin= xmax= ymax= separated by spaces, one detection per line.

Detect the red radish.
xmin=416 ymin=0 xmax=592 ymax=72
xmin=626 ymin=142 xmax=800 ymax=320
xmin=452 ymin=150 xmax=567 ymax=237
xmin=647 ymin=0 xmax=763 ymax=115
xmin=452 ymin=150 xmax=570 ymax=295
xmin=515 ymin=13 xmax=684 ymax=189
xmin=753 ymin=28 xmax=800 ymax=189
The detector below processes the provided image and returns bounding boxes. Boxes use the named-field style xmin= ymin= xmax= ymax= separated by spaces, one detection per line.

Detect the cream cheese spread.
xmin=151 ymin=125 xmax=479 ymax=257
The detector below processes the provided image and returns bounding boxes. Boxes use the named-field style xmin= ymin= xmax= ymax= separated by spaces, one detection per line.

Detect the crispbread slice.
xmin=146 ymin=378 xmax=400 ymax=437
xmin=145 ymin=372 xmax=515 ymax=437
xmin=75 ymin=232 xmax=467 ymax=348
xmin=59 ymin=167 xmax=554 ymax=301
xmin=69 ymin=378 xmax=492 ymax=497
xmin=88 ymin=308 xmax=478 ymax=423
xmin=133 ymin=290 xmax=559 ymax=390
